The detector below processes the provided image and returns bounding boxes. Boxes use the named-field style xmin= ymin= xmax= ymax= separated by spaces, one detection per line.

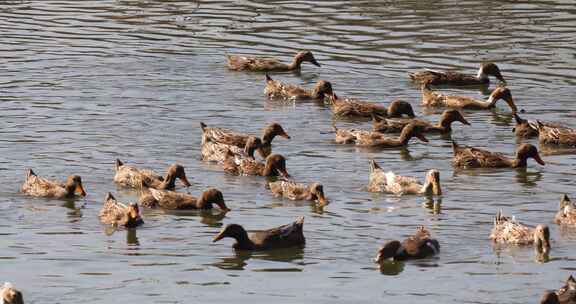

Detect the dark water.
xmin=2 ymin=1 xmax=576 ymax=303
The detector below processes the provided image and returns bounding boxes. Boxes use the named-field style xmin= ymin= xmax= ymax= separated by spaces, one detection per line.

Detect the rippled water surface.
xmin=2 ymin=1 xmax=576 ymax=303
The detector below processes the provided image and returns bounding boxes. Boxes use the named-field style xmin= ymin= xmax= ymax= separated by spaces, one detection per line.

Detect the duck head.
xmin=262 ymin=154 xmax=290 ymax=178
xmin=311 ymin=80 xmax=334 ymax=99
xmin=1 ymin=282 xmax=23 ymax=304
xmin=166 ymin=164 xmax=192 ymax=187
xmin=399 ymin=123 xmax=428 ymax=144
xmin=488 ymin=86 xmax=517 ymax=113
xmin=533 ymin=224 xmax=551 ymax=254
xmin=387 ymin=100 xmax=415 ymax=118
xmin=516 ymin=144 xmax=545 ymax=166
xmin=199 ymin=188 xmax=230 ymax=212
xmin=213 ymin=223 xmax=250 ymax=244
xmin=441 ymin=110 xmax=470 ymax=127
xmin=65 ymin=175 xmax=87 ymax=197
xmin=480 ymin=62 xmax=505 ymax=83
xmin=126 ymin=202 xmax=144 ymax=228
xmin=422 ymin=169 xmax=442 ymax=196
xmin=512 ymin=113 xmax=538 ymax=137
xmin=295 ymin=50 xmax=321 ymax=67
xmin=307 ymin=183 xmax=329 ymax=207
xmin=374 ymin=240 xmax=401 ymax=263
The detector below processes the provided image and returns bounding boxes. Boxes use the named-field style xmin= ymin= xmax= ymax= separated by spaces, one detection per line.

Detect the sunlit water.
xmin=1 ymin=1 xmax=576 ymax=303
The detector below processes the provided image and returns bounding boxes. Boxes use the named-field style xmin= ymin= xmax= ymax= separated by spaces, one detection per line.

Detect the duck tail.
xmin=535 ymin=120 xmax=544 ymax=131
xmin=105 ymin=192 xmax=115 ymax=202
xmin=26 ymin=168 xmax=36 ymax=178
xmin=369 ymin=159 xmax=381 ymax=173
xmin=200 ymin=122 xmax=207 ymax=132
xmin=115 ymin=159 xmax=123 ymax=171
xmin=560 ymin=194 xmax=571 ymax=210
xmin=265 ymin=73 xmax=273 ymax=83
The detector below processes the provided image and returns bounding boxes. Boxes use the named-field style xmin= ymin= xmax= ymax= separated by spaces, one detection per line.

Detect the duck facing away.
xmin=409 ymin=62 xmax=505 ymax=86
xmin=334 ymin=123 xmax=428 ymax=148
xmin=226 ymin=50 xmax=320 ymax=72
xmin=140 ymin=187 xmax=230 ymax=212
xmin=374 ymin=226 xmax=440 ymax=262
xmin=512 ymin=113 xmax=566 ymax=139
xmin=201 ymin=122 xmax=290 ymax=159
xmin=367 ymin=160 xmax=441 ymax=195
xmin=213 ymin=216 xmax=305 ymax=250
xmin=223 ymin=152 xmax=290 ymax=178
xmin=20 ymin=169 xmax=86 ymax=199
xmin=421 ymin=85 xmax=517 ymax=113
xmin=373 ymin=109 xmax=470 ymax=134
xmin=452 ymin=142 xmax=545 ymax=169
xmin=264 ymin=75 xmax=333 ymax=101
xmin=1 ymin=282 xmax=23 ymax=304
xmin=114 ymin=160 xmax=191 ymax=190
xmin=490 ymin=209 xmax=550 ymax=254
xmin=537 ymin=121 xmax=576 ymax=147
xmin=326 ymin=94 xmax=415 ymax=118
xmin=201 ymin=135 xmax=262 ymax=164
xmin=555 ymin=194 xmax=576 ymax=226
xmin=539 ymin=275 xmax=576 ymax=304
xmin=267 ymin=181 xmax=329 ymax=207
xmin=99 ymin=193 xmax=143 ymax=228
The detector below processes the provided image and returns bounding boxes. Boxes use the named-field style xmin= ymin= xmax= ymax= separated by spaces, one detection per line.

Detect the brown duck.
xmin=373 ymin=109 xmax=470 ymax=134
xmin=451 ymin=142 xmax=545 ymax=168
xmin=223 ymin=152 xmax=290 ymax=178
xmin=213 ymin=216 xmax=305 ymax=250
xmin=555 ymin=194 xmax=576 ymax=226
xmin=409 ymin=62 xmax=505 ymax=86
xmin=140 ymin=187 xmax=230 ymax=212
xmin=226 ymin=50 xmax=320 ymax=72
xmin=20 ymin=169 xmax=86 ymax=199
xmin=267 ymin=181 xmax=329 ymax=207
xmin=0 ymin=283 xmax=23 ymax=304
xmin=513 ymin=113 xmax=566 ymax=139
xmin=490 ymin=209 xmax=550 ymax=254
xmin=536 ymin=121 xmax=576 ymax=147
xmin=367 ymin=160 xmax=441 ymax=196
xmin=421 ymin=84 xmax=517 ymax=113
xmin=334 ymin=123 xmax=428 ymax=147
xmin=201 ymin=136 xmax=262 ymax=164
xmin=201 ymin=122 xmax=290 ymax=159
xmin=114 ymin=160 xmax=191 ymax=190
xmin=264 ymin=74 xmax=333 ymax=101
xmin=99 ymin=193 xmax=143 ymax=228
xmin=539 ymin=275 xmax=576 ymax=304
xmin=326 ymin=93 xmax=415 ymax=118
xmin=374 ymin=226 xmax=440 ymax=262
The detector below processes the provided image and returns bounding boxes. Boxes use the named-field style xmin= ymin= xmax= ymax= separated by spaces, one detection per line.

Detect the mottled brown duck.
xmin=513 ymin=113 xmax=566 ymax=139
xmin=201 ymin=136 xmax=262 ymax=164
xmin=20 ymin=169 xmax=86 ymax=199
xmin=223 ymin=152 xmax=290 ymax=178
xmin=334 ymin=123 xmax=428 ymax=148
xmin=555 ymin=194 xmax=576 ymax=226
xmin=373 ymin=109 xmax=470 ymax=134
xmin=114 ymin=160 xmax=191 ymax=190
xmin=367 ymin=160 xmax=441 ymax=195
xmin=99 ymin=192 xmax=143 ymax=228
xmin=140 ymin=187 xmax=230 ymax=212
xmin=421 ymin=84 xmax=517 ymax=113
xmin=490 ymin=209 xmax=550 ymax=254
xmin=537 ymin=121 xmax=576 ymax=147
xmin=226 ymin=50 xmax=320 ymax=72
xmin=264 ymin=74 xmax=333 ymax=101
xmin=267 ymin=181 xmax=329 ymax=207
xmin=326 ymin=93 xmax=415 ymax=118
xmin=451 ymin=142 xmax=545 ymax=169
xmin=409 ymin=62 xmax=505 ymax=86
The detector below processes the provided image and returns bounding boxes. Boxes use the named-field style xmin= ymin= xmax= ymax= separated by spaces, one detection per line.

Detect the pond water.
xmin=2 ymin=1 xmax=576 ymax=303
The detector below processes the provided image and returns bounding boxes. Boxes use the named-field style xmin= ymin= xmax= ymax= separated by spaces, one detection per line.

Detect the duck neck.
xmin=232 ymin=231 xmax=256 ymax=250
xmin=476 ymin=67 xmax=488 ymax=82
xmin=261 ymin=162 xmax=277 ymax=177
xmin=511 ymin=156 xmax=527 ymax=168
xmin=420 ymin=180 xmax=441 ymax=195
xmin=160 ymin=174 xmax=177 ymax=190
xmin=64 ymin=183 xmax=77 ymax=197
xmin=288 ymin=55 xmax=303 ymax=70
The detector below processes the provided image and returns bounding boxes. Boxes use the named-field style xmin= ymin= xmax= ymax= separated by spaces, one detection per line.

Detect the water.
xmin=1 ymin=1 xmax=576 ymax=303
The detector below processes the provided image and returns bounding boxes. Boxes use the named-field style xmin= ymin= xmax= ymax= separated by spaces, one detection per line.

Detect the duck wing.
xmin=250 ymin=217 xmax=305 ymax=249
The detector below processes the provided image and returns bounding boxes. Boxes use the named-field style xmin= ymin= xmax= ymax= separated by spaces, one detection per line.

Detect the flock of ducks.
xmin=6 ymin=50 xmax=576 ymax=304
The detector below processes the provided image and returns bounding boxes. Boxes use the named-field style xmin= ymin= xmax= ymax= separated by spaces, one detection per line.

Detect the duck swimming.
xmin=421 ymin=84 xmax=517 ymax=113
xmin=367 ymin=160 xmax=441 ymax=195
xmin=267 ymin=181 xmax=329 ymax=207
xmin=373 ymin=109 xmax=470 ymax=134
xmin=490 ymin=209 xmax=550 ymax=254
xmin=374 ymin=226 xmax=440 ymax=262
xmin=223 ymin=152 xmax=290 ymax=178
xmin=326 ymin=93 xmax=415 ymax=118
xmin=201 ymin=122 xmax=290 ymax=159
xmin=512 ymin=113 xmax=566 ymax=139
xmin=213 ymin=216 xmax=305 ymax=250
xmin=140 ymin=187 xmax=230 ymax=212
xmin=555 ymin=194 xmax=576 ymax=226
xmin=264 ymin=74 xmax=333 ymax=101
xmin=539 ymin=275 xmax=576 ymax=304
xmin=99 ymin=192 xmax=143 ymax=228
xmin=114 ymin=160 xmax=191 ymax=190
xmin=20 ymin=169 xmax=86 ymax=199
xmin=201 ymin=136 xmax=262 ymax=164
xmin=537 ymin=121 xmax=576 ymax=147
xmin=409 ymin=62 xmax=505 ymax=86
xmin=226 ymin=50 xmax=320 ymax=72
xmin=451 ymin=142 xmax=545 ymax=169
xmin=334 ymin=123 xmax=428 ymax=148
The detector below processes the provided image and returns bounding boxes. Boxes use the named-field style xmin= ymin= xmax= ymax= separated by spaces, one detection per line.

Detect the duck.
xmin=421 ymin=84 xmax=518 ymax=113
xmin=409 ymin=62 xmax=505 ymax=86
xmin=264 ymin=74 xmax=333 ymax=101
xmin=212 ymin=216 xmax=305 ymax=250
xmin=539 ymin=275 xmax=576 ymax=304
xmin=201 ymin=136 xmax=262 ymax=164
xmin=536 ymin=121 xmax=576 ymax=147
xmin=201 ymin=122 xmax=290 ymax=159
xmin=0 ymin=282 xmax=23 ymax=304
xmin=374 ymin=226 xmax=440 ymax=262
xmin=20 ymin=169 xmax=86 ymax=199
xmin=267 ymin=181 xmax=329 ymax=207
xmin=367 ymin=160 xmax=441 ymax=195
xmin=140 ymin=187 xmax=230 ymax=212
xmin=223 ymin=152 xmax=290 ymax=178
xmin=373 ymin=109 xmax=470 ymax=134
xmin=326 ymin=93 xmax=416 ymax=118
xmin=490 ymin=209 xmax=550 ymax=254
xmin=451 ymin=142 xmax=545 ymax=168
xmin=333 ymin=123 xmax=428 ymax=148
xmin=114 ymin=160 xmax=191 ymax=190
xmin=513 ymin=113 xmax=567 ymax=139
xmin=555 ymin=194 xmax=576 ymax=226
xmin=99 ymin=192 xmax=143 ymax=228
xmin=226 ymin=50 xmax=320 ymax=72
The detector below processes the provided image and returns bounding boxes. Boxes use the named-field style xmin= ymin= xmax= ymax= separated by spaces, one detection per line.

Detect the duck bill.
xmin=310 ymin=58 xmax=321 ymax=67
xmin=280 ymin=132 xmax=291 ymax=139
xmin=217 ymin=202 xmax=231 ymax=213
xmin=373 ymin=252 xmax=384 ymax=263
xmin=76 ymin=183 xmax=87 ymax=197
xmin=495 ymin=72 xmax=506 ymax=84
xmin=316 ymin=192 xmax=329 ymax=207
xmin=180 ymin=175 xmax=192 ymax=187
xmin=416 ymin=133 xmax=429 ymax=143
xmin=460 ymin=117 xmax=471 ymax=126
xmin=533 ymin=153 xmax=546 ymax=166
xmin=505 ymin=97 xmax=518 ymax=114
xmin=212 ymin=230 xmax=226 ymax=243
